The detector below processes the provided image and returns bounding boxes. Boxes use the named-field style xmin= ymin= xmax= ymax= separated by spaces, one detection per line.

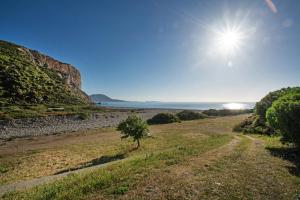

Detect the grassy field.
xmin=1 ymin=115 xmax=300 ymax=199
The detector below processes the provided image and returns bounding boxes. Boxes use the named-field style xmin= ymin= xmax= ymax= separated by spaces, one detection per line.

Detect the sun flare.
xmin=215 ymin=27 xmax=244 ymax=56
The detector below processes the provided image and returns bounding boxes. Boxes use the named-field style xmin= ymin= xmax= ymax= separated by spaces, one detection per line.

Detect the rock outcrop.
xmin=17 ymin=46 xmax=82 ymax=90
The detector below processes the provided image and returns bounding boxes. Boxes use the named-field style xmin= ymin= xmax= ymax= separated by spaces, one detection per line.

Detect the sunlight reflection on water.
xmin=222 ymin=103 xmax=246 ymax=110
xmin=99 ymin=102 xmax=254 ymax=110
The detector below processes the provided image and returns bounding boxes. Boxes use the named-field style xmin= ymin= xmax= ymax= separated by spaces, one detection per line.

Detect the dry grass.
xmin=0 ymin=115 xmax=242 ymax=185
xmin=2 ymin=114 xmax=300 ymax=200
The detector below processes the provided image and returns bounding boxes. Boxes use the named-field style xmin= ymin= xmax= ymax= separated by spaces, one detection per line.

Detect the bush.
xmin=176 ymin=110 xmax=207 ymax=121
xmin=0 ymin=164 xmax=8 ymax=173
xmin=255 ymin=87 xmax=300 ymax=122
xmin=117 ymin=115 xmax=149 ymax=148
xmin=232 ymin=114 xmax=275 ymax=135
xmin=266 ymin=92 xmax=300 ymax=148
xmin=233 ymin=87 xmax=300 ymax=135
xmin=147 ymin=113 xmax=180 ymax=125
xmin=203 ymin=109 xmax=253 ymax=116
xmin=78 ymin=112 xmax=91 ymax=120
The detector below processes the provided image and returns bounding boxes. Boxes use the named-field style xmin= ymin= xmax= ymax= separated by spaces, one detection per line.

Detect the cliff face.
xmin=0 ymin=40 xmax=90 ymax=105
xmin=25 ymin=49 xmax=81 ymax=89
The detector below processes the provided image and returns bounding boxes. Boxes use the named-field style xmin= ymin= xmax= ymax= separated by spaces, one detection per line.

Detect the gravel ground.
xmin=0 ymin=109 xmax=180 ymax=140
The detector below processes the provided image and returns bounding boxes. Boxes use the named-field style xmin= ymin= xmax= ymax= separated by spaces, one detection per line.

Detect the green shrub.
xmin=117 ymin=115 xmax=149 ymax=148
xmin=266 ymin=92 xmax=300 ymax=148
xmin=232 ymin=114 xmax=275 ymax=135
xmin=147 ymin=113 xmax=180 ymax=125
xmin=255 ymin=87 xmax=300 ymax=122
xmin=176 ymin=110 xmax=207 ymax=121
xmin=0 ymin=164 xmax=8 ymax=173
xmin=203 ymin=109 xmax=252 ymax=116
xmin=78 ymin=112 xmax=91 ymax=120
xmin=233 ymin=87 xmax=300 ymax=135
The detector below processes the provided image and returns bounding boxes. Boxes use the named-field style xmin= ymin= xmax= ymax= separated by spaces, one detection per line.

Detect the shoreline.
xmin=96 ymin=101 xmax=255 ymax=111
xmin=0 ymin=108 xmax=182 ymax=140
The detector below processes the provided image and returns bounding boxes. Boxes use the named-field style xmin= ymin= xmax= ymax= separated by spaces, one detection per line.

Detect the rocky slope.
xmin=0 ymin=40 xmax=90 ymax=105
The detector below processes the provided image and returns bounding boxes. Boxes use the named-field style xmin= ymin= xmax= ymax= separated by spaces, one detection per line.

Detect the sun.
xmin=213 ymin=27 xmax=244 ymax=56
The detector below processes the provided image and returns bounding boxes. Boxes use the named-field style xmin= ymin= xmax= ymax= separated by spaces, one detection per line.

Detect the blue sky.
xmin=1 ymin=0 xmax=300 ymax=102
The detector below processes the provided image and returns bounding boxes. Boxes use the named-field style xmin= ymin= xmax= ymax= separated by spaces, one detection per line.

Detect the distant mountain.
xmin=89 ymin=94 xmax=125 ymax=103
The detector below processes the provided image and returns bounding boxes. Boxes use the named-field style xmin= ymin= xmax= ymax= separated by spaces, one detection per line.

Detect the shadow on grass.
xmin=54 ymin=147 xmax=139 ymax=175
xmin=266 ymin=146 xmax=300 ymax=177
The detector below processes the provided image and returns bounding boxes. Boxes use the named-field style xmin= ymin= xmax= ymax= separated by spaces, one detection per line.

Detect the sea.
xmin=97 ymin=101 xmax=255 ymax=110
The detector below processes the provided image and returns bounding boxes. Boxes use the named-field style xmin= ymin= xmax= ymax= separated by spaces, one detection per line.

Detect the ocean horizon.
xmin=98 ymin=101 xmax=255 ymax=110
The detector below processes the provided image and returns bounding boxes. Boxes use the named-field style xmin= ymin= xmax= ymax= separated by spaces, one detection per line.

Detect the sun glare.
xmin=215 ymin=27 xmax=244 ymax=56
xmin=223 ymin=103 xmax=245 ymax=110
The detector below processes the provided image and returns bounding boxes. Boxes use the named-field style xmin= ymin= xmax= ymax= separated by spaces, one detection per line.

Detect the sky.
xmin=0 ymin=0 xmax=300 ymax=102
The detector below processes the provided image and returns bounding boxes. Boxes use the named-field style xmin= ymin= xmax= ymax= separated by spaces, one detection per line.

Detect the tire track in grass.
xmin=119 ymin=135 xmax=243 ymax=200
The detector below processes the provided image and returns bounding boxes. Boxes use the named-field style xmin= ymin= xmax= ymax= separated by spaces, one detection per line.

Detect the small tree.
xmin=117 ymin=115 xmax=149 ymax=148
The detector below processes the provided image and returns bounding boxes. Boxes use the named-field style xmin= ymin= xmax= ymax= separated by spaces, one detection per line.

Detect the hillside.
xmin=0 ymin=40 xmax=90 ymax=105
xmin=90 ymin=94 xmax=124 ymax=103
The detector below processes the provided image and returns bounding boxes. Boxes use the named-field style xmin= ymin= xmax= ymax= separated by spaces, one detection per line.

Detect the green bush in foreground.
xmin=117 ymin=115 xmax=149 ymax=148
xmin=255 ymin=87 xmax=300 ymax=122
xmin=176 ymin=110 xmax=207 ymax=121
xmin=147 ymin=113 xmax=180 ymax=125
xmin=266 ymin=93 xmax=300 ymax=148
xmin=234 ymin=87 xmax=300 ymax=135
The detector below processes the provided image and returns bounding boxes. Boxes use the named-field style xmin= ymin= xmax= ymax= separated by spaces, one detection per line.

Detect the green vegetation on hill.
xmin=235 ymin=87 xmax=300 ymax=148
xmin=0 ymin=40 xmax=88 ymax=106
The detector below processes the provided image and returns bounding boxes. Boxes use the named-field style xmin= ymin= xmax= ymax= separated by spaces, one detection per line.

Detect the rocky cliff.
xmin=0 ymin=40 xmax=90 ymax=105
xmin=23 ymin=49 xmax=81 ymax=89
